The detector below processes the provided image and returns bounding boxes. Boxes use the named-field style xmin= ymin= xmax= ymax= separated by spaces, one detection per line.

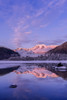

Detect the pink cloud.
xmin=1 ymin=0 xmax=66 ymax=48
xmin=35 ymin=9 xmax=45 ymax=17
xmin=25 ymin=31 xmax=32 ymax=34
xmin=55 ymin=0 xmax=66 ymax=7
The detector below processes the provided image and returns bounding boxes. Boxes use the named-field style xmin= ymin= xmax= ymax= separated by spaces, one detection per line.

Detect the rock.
xmin=9 ymin=85 xmax=17 ymax=88
xmin=57 ymin=63 xmax=63 ymax=67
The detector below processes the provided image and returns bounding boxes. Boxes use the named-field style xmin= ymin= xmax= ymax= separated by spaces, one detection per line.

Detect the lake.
xmin=0 ymin=63 xmax=67 ymax=100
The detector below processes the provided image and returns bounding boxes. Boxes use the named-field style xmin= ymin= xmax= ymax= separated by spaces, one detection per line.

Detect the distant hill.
xmin=1 ymin=42 xmax=67 ymax=60
xmin=47 ymin=42 xmax=67 ymax=54
xmin=37 ymin=42 xmax=67 ymax=60
xmin=14 ymin=44 xmax=57 ymax=57
xmin=0 ymin=47 xmax=20 ymax=60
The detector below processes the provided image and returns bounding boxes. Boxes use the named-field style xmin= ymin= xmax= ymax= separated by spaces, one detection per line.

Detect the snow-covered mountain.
xmin=29 ymin=44 xmax=57 ymax=54
xmin=14 ymin=48 xmax=39 ymax=57
xmin=14 ymin=44 xmax=57 ymax=57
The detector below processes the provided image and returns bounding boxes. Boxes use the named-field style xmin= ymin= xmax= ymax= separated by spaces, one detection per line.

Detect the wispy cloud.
xmin=55 ymin=0 xmax=66 ymax=7
xmin=37 ymin=39 xmax=65 ymax=45
xmin=25 ymin=31 xmax=32 ymax=34
xmin=11 ymin=0 xmax=66 ymax=47
xmin=13 ymin=24 xmax=31 ymax=47
xmin=40 ymin=23 xmax=49 ymax=28
xmin=0 ymin=0 xmax=66 ymax=48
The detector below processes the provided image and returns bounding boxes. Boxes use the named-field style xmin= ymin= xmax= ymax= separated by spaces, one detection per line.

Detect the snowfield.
xmin=0 ymin=60 xmax=67 ymax=64
xmin=15 ymin=44 xmax=57 ymax=57
xmin=0 ymin=60 xmax=67 ymax=69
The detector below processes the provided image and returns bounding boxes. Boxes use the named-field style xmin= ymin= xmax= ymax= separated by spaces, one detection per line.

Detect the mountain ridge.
xmin=0 ymin=42 xmax=67 ymax=60
xmin=0 ymin=47 xmax=20 ymax=60
xmin=47 ymin=42 xmax=67 ymax=54
xmin=15 ymin=44 xmax=57 ymax=57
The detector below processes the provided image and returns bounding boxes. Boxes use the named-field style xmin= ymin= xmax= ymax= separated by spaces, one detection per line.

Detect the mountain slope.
xmin=29 ymin=44 xmax=57 ymax=54
xmin=0 ymin=47 xmax=20 ymax=60
xmin=47 ymin=42 xmax=67 ymax=54
xmin=15 ymin=44 xmax=57 ymax=57
xmin=15 ymin=48 xmax=38 ymax=57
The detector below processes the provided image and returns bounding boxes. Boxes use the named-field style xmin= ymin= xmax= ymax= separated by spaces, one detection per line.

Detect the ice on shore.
xmin=0 ymin=60 xmax=67 ymax=68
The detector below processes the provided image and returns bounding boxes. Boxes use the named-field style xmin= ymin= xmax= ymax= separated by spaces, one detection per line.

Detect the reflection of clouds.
xmin=11 ymin=73 xmax=49 ymax=100
xmin=11 ymin=64 xmax=67 ymax=100
xmin=14 ymin=67 xmax=58 ymax=78
xmin=4 ymin=63 xmax=67 ymax=100
xmin=11 ymin=75 xmax=32 ymax=100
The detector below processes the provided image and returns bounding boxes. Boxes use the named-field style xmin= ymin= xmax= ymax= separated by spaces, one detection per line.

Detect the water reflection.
xmin=0 ymin=66 xmax=20 ymax=76
xmin=0 ymin=63 xmax=67 ymax=100
xmin=13 ymin=63 xmax=67 ymax=80
xmin=14 ymin=67 xmax=58 ymax=78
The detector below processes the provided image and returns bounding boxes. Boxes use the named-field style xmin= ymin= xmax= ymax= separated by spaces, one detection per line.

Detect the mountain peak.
xmin=15 ymin=44 xmax=57 ymax=57
xmin=30 ymin=44 xmax=47 ymax=50
xmin=29 ymin=44 xmax=57 ymax=54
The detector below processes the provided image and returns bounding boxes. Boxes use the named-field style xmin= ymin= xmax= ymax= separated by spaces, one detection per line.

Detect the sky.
xmin=0 ymin=0 xmax=67 ymax=49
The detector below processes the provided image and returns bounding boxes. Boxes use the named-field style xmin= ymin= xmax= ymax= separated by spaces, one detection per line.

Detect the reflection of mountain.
xmin=51 ymin=70 xmax=67 ymax=80
xmin=38 ymin=63 xmax=67 ymax=80
xmin=0 ymin=66 xmax=20 ymax=76
xmin=13 ymin=63 xmax=67 ymax=80
xmin=14 ymin=68 xmax=58 ymax=78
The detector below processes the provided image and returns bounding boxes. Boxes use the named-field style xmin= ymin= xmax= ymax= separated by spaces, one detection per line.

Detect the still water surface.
xmin=0 ymin=63 xmax=67 ymax=100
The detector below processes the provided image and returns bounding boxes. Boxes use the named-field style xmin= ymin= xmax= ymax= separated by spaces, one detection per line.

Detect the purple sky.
xmin=0 ymin=0 xmax=67 ymax=49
